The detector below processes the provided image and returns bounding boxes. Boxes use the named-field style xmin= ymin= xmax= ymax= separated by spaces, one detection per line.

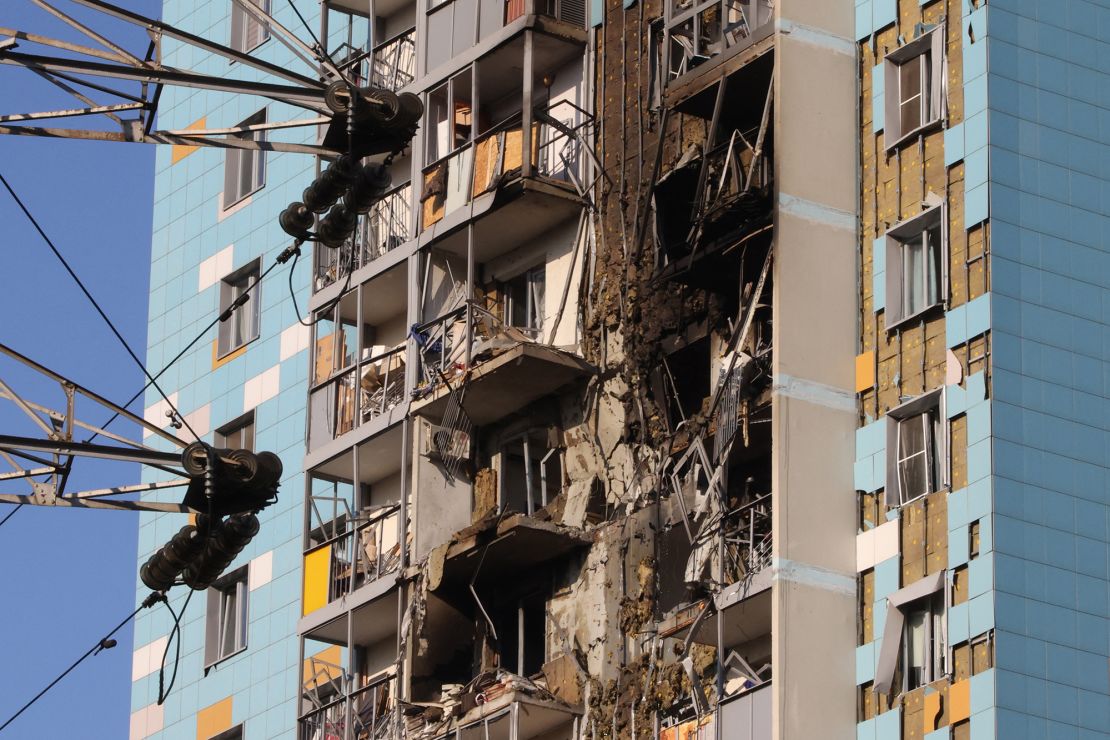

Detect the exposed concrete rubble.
xmin=371 ymin=0 xmax=781 ymax=737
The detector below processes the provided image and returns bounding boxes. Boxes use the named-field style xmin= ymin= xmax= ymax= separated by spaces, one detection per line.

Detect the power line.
xmin=0 ymin=243 xmax=287 ymax=532
xmin=0 ymin=591 xmax=165 ymax=734
xmin=0 ymin=170 xmax=201 ymax=443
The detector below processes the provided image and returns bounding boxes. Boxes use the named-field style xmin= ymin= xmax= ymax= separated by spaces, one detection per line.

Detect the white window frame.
xmin=884 ymin=205 xmax=947 ymax=329
xmin=230 ymin=0 xmax=271 ymax=54
xmin=223 ymin=109 xmax=268 ymax=209
xmin=901 ymin=591 xmax=945 ymax=693
xmin=884 ymin=25 xmax=945 ymax=149
xmin=885 ymin=388 xmax=947 ymax=508
xmin=873 ymin=570 xmax=947 ymax=695
xmin=205 ymin=566 xmax=249 ymax=667
xmin=218 ymin=259 xmax=262 ymax=357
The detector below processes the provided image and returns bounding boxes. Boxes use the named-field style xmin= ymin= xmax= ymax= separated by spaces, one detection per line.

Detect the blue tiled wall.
xmin=131 ymin=1 xmax=324 ymax=737
xmin=986 ymin=1 xmax=1110 ymax=737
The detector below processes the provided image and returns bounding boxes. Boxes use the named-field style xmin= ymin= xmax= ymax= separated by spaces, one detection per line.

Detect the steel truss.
xmin=0 ymin=0 xmax=357 ymax=156
xmin=0 ymin=342 xmax=210 ymax=513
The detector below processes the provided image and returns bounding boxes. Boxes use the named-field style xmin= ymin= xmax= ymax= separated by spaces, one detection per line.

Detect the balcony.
xmin=315 ymin=183 xmax=413 ymax=293
xmin=421 ymin=692 xmax=581 ymax=740
xmin=309 ymin=343 xmax=407 ymax=449
xmin=418 ymin=99 xmax=591 ymax=262
xmin=304 ymin=502 xmax=403 ymax=609
xmin=299 ymin=663 xmax=396 ymax=740
xmin=371 ymin=28 xmax=417 ymax=92
xmin=665 ymin=0 xmax=773 ymax=89
xmin=410 ymin=301 xmax=592 ymax=426
xmin=424 ymin=0 xmax=586 ymax=79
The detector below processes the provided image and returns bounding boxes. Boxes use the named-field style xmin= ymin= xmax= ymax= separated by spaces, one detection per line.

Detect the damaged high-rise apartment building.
xmin=125 ymin=0 xmax=1110 ymax=738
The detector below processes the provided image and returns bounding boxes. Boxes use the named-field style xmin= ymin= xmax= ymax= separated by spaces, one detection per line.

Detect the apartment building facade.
xmin=126 ymin=0 xmax=1110 ymax=738
xmin=854 ymin=0 xmax=1110 ymax=738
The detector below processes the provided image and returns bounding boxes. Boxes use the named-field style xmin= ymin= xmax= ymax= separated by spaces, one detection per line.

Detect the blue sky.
xmin=0 ymin=2 xmax=159 ymax=736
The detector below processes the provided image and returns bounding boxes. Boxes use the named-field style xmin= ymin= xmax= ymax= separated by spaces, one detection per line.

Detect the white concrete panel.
xmin=856 ymin=527 xmax=876 ymax=572
xmin=249 ymin=550 xmax=273 ymax=591
xmin=184 ymin=403 xmax=211 ymax=439
xmin=131 ymin=635 xmax=168 ymax=682
xmin=243 ymin=364 xmax=280 ymax=412
xmin=873 ymin=519 xmax=900 ymax=563
xmin=279 ymin=323 xmax=311 ymax=361
xmin=128 ymin=703 xmax=164 ymax=740
xmin=197 ymin=244 xmax=234 ymax=292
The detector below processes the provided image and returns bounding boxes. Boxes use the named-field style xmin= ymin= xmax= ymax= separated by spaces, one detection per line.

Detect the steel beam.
xmin=0 ymin=50 xmax=330 ymax=110
xmin=0 ymin=102 xmax=145 ymax=122
xmin=0 ymin=493 xmax=189 ymax=513
xmin=68 ymin=0 xmax=325 ymax=89
xmin=0 ymin=434 xmax=183 ymax=468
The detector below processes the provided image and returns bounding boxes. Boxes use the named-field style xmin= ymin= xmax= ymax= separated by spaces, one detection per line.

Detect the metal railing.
xmin=307 ymin=503 xmax=403 ymax=604
xmin=720 ymin=492 xmax=772 ymax=581
xmin=411 ymin=300 xmax=529 ymax=397
xmin=308 ymin=343 xmax=407 ymax=449
xmin=314 ymin=183 xmax=413 ymax=292
xmin=370 ymin=28 xmax=416 ymax=92
xmin=300 ymin=671 xmax=396 ymax=740
xmin=667 ymin=0 xmax=773 ymax=81
xmin=420 ymin=101 xmax=592 ymax=230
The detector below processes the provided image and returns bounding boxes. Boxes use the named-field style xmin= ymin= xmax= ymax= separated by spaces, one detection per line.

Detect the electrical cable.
xmin=0 ymin=249 xmax=288 ymax=532
xmin=89 ymin=256 xmax=286 ymax=444
xmin=0 ymin=591 xmax=165 ymax=734
xmin=156 ymin=588 xmax=194 ymax=705
xmin=0 ymin=170 xmax=201 ymax=443
xmin=287 ymin=244 xmax=353 ymax=327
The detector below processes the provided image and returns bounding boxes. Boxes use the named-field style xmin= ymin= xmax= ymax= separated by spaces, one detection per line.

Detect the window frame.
xmin=883 ymin=25 xmax=945 ymax=149
xmin=901 ymin=591 xmax=945 ymax=693
xmin=230 ymin=0 xmax=271 ymax=54
xmin=209 ymin=724 xmax=244 ymax=740
xmin=502 ymin=264 xmax=546 ymax=338
xmin=222 ymin=109 xmax=268 ymax=209
xmin=205 ymin=566 xmax=249 ymax=668
xmin=217 ymin=259 xmax=262 ymax=358
xmin=885 ymin=388 xmax=947 ymax=508
xmin=216 ymin=410 xmax=256 ymax=452
xmin=884 ymin=204 xmax=947 ymax=329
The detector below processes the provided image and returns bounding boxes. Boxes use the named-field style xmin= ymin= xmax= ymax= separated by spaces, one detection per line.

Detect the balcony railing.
xmin=307 ymin=503 xmax=404 ymax=604
xmin=315 ymin=183 xmax=413 ymax=292
xmin=420 ymin=101 xmax=592 ymax=231
xmin=309 ymin=343 xmax=407 ymax=449
xmin=667 ymin=0 xmax=772 ymax=81
xmin=411 ymin=300 xmax=535 ymax=396
xmin=300 ymin=670 xmax=395 ymax=740
xmin=370 ymin=29 xmax=416 ymax=93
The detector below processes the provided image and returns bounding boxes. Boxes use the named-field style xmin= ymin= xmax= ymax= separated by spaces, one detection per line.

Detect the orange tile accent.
xmin=212 ymin=339 xmax=248 ymax=370
xmin=196 ymin=696 xmax=232 ymax=740
xmin=855 ymin=351 xmax=876 ymax=393
xmin=948 ymin=679 xmax=971 ymax=724
xmin=303 ymin=645 xmax=343 ymax=686
xmin=924 ymin=689 xmax=943 ymax=732
xmin=171 ymin=117 xmax=206 ymax=164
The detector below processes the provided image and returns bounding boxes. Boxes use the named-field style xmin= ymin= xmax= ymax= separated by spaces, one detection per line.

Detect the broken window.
xmin=885 ymin=389 xmax=946 ymax=508
xmin=896 ymin=410 xmax=938 ymax=504
xmin=493 ymin=592 xmax=547 ymax=677
xmin=502 ymin=265 xmax=545 ymax=338
xmin=500 ymin=428 xmax=562 ymax=515
xmin=205 ymin=566 xmax=248 ymax=666
xmin=223 ymin=109 xmax=267 ymax=207
xmin=885 ymin=205 xmax=946 ymax=327
xmin=884 ymin=26 xmax=945 ymax=147
xmin=902 ymin=591 xmax=944 ymax=692
xmin=425 ymin=69 xmax=473 ymax=164
xmin=218 ymin=259 xmax=261 ymax=356
xmin=969 ymin=520 xmax=981 ymax=559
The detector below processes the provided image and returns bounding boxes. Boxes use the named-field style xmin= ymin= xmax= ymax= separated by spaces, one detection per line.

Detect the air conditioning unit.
xmin=425 ymin=424 xmax=471 ymax=461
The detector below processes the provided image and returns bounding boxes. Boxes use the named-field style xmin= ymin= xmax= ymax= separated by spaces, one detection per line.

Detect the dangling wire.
xmin=157 ymin=588 xmax=195 ymax=705
xmin=288 ymin=243 xmax=355 ymax=327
